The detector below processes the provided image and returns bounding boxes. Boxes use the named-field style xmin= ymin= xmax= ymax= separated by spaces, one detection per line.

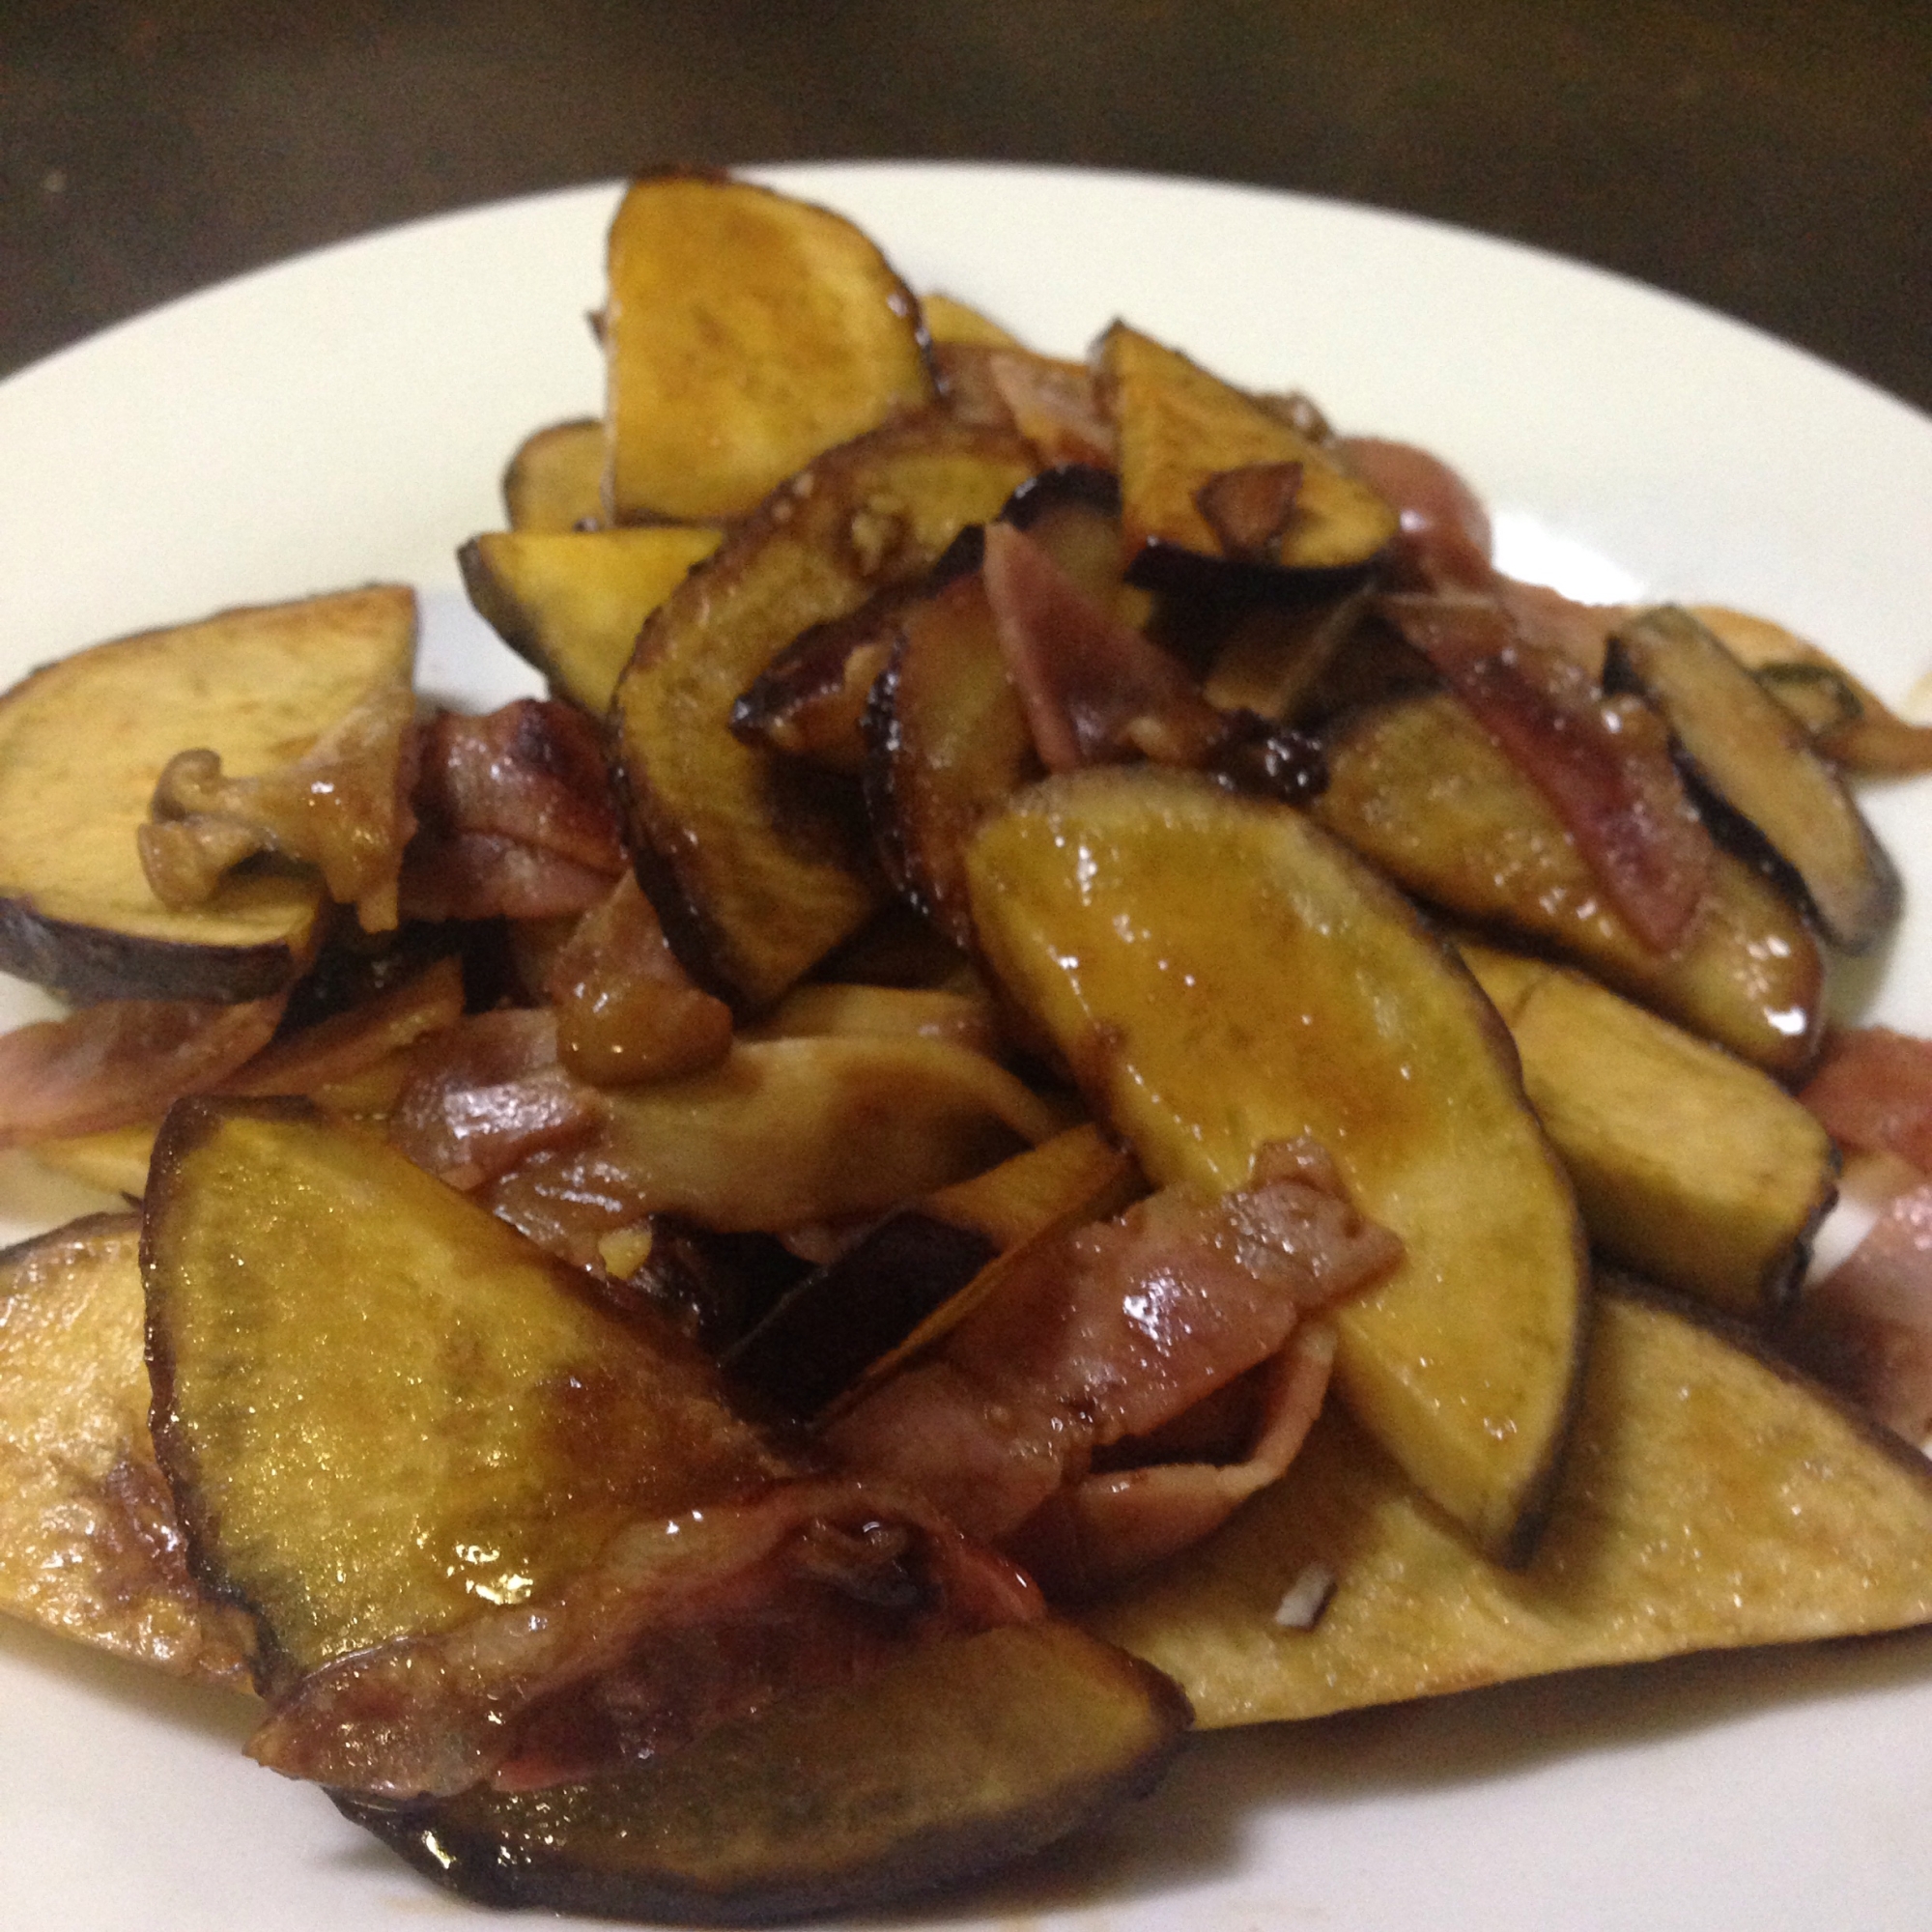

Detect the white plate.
xmin=3 ymin=161 xmax=1931 ymax=1932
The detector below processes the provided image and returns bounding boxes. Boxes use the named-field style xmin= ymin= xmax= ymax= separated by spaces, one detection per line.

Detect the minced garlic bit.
xmin=1272 ymin=1562 xmax=1336 ymax=1630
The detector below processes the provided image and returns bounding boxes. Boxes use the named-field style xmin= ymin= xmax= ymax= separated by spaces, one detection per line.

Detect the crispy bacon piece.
xmin=1007 ymin=1322 xmax=1338 ymax=1600
xmin=245 ymin=1476 xmax=1041 ymax=1800
xmin=385 ymin=1009 xmax=601 ymax=1191
xmin=980 ymin=522 xmax=1322 ymax=801
xmin=400 ymin=700 xmax=625 ymax=922
xmin=1380 ymin=591 xmax=1714 ymax=952
xmin=0 ymin=993 xmax=288 ymax=1147
xmin=936 ymin=343 xmax=1115 ymax=469
xmin=1786 ymin=1164 xmax=1932 ymax=1442
xmin=821 ymin=1142 xmax=1399 ymax=1570
xmin=1801 ymin=1027 xmax=1932 ymax=1176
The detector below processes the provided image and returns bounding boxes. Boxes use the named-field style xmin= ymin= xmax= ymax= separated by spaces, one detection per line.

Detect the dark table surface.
xmin=5 ymin=0 xmax=1929 ymax=414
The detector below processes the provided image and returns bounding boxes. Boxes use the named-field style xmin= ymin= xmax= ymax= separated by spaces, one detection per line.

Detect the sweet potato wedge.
xmin=1314 ymin=690 xmax=1826 ymax=1077
xmin=967 ymin=767 xmax=1588 ymax=1561
xmin=502 ymin=417 xmax=606 ymax=532
xmin=145 ymin=1098 xmax=787 ymax=1684
xmin=1460 ymin=939 xmax=1838 ymax=1316
xmin=1606 ymin=605 xmax=1900 ymax=952
xmin=0 ymin=1213 xmax=255 ymax=1686
xmin=1095 ymin=322 xmax=1397 ymax=592
xmin=461 ymin=526 xmax=724 ymax=715
xmin=0 ymin=585 xmax=413 ymax=1003
xmin=338 ymin=1619 xmax=1188 ymax=1925
xmin=1087 ymin=1282 xmax=1932 ymax=1723
xmin=605 ymin=173 xmax=935 ymax=523
xmin=611 ymin=416 xmax=1035 ymax=1007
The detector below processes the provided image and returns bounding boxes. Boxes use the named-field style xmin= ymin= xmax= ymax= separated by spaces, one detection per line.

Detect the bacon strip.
xmin=0 ymin=993 xmax=288 ymax=1148
xmin=1335 ymin=436 xmax=1494 ymax=592
xmin=1787 ymin=1167 xmax=1932 ymax=1442
xmin=1801 ymin=1027 xmax=1932 ymax=1176
xmin=400 ymin=700 xmax=625 ymax=922
xmin=246 ymin=1477 xmax=1040 ymax=1800
xmin=980 ymin=522 xmax=1322 ymax=801
xmin=385 ymin=1009 xmax=602 ymax=1191
xmin=822 ymin=1142 xmax=1399 ymax=1559
xmin=1380 ymin=591 xmax=1714 ymax=952
xmin=1006 ymin=1322 xmax=1338 ymax=1599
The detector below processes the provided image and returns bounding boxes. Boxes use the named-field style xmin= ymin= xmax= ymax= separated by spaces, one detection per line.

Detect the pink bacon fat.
xmin=823 ymin=1139 xmax=1399 ymax=1576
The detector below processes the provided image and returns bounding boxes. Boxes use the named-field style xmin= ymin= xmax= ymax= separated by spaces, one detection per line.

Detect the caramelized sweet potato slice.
xmin=0 ymin=1213 xmax=255 ymax=1686
xmin=337 ymin=1620 xmax=1187 ymax=1925
xmin=0 ymin=585 xmax=413 ymax=1003
xmin=502 ymin=417 xmax=606 ymax=532
xmin=1606 ymin=605 xmax=1900 ymax=952
xmin=1460 ymin=940 xmax=1838 ymax=1316
xmin=145 ymin=1099 xmax=788 ymax=1683
xmin=1094 ymin=322 xmax=1397 ymax=591
xmin=1315 ymin=691 xmax=1826 ymax=1077
xmin=920 ymin=292 xmax=1023 ymax=348
xmin=1087 ymin=1283 xmax=1932 ymax=1723
xmin=605 ymin=173 xmax=935 ymax=523
xmin=461 ymin=526 xmax=724 ymax=716
xmin=968 ymin=768 xmax=1587 ymax=1561
xmin=612 ymin=416 xmax=1035 ymax=1007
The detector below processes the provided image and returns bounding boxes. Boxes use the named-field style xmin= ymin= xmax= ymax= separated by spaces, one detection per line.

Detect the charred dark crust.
xmin=1125 ymin=535 xmax=1383 ymax=607
xmin=0 ymin=894 xmax=307 ymax=1005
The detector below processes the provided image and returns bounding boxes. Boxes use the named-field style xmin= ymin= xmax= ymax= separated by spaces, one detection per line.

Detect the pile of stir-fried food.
xmin=5 ymin=170 xmax=1932 ymax=1921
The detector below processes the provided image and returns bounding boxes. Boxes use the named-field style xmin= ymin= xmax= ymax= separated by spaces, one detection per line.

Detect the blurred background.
xmin=3 ymin=0 xmax=1928 ymax=412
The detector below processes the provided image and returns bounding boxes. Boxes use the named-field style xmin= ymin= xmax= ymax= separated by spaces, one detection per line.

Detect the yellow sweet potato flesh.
xmin=611 ymin=416 xmax=1035 ymax=1007
xmin=501 ymin=417 xmax=606 ymax=533
xmin=0 ymin=1213 xmax=255 ymax=1687
xmin=0 ymin=585 xmax=414 ymax=1003
xmin=605 ymin=174 xmax=935 ymax=523
xmin=1315 ymin=690 xmax=1825 ymax=1077
xmin=145 ymin=1100 xmax=786 ymax=1681
xmin=1087 ymin=1284 xmax=1932 ymax=1724
xmin=1461 ymin=940 xmax=1838 ymax=1316
xmin=967 ymin=767 xmax=1587 ymax=1561
xmin=461 ymin=526 xmax=724 ymax=716
xmin=1096 ymin=323 xmax=1397 ymax=576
